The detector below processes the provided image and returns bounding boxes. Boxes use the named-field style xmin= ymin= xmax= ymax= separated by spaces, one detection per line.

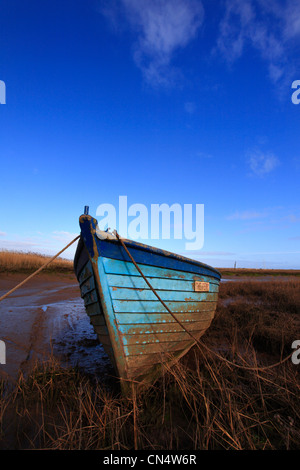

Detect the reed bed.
xmin=219 ymin=268 xmax=300 ymax=277
xmin=0 ymin=250 xmax=73 ymax=273
xmin=0 ymin=279 xmax=299 ymax=450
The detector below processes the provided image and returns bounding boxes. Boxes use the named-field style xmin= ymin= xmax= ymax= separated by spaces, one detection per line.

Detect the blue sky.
xmin=0 ymin=0 xmax=300 ymax=269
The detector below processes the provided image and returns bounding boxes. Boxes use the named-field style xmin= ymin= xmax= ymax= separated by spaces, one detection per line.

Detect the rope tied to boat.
xmin=0 ymin=235 xmax=80 ymax=303
xmin=115 ymin=232 xmax=293 ymax=372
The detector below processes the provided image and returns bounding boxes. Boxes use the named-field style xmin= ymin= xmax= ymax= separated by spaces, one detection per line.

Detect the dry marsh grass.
xmin=212 ymin=279 xmax=300 ymax=355
xmin=219 ymin=267 xmax=300 ymax=277
xmin=0 ymin=250 xmax=73 ymax=273
xmin=0 ymin=279 xmax=299 ymax=450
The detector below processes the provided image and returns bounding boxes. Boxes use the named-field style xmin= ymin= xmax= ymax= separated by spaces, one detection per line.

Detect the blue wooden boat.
xmin=74 ymin=210 xmax=221 ymax=387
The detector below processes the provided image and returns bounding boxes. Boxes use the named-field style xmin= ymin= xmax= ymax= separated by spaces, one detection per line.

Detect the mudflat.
xmin=0 ymin=272 xmax=111 ymax=381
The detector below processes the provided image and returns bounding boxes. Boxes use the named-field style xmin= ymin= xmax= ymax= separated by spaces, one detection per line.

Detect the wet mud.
xmin=0 ymin=273 xmax=114 ymax=383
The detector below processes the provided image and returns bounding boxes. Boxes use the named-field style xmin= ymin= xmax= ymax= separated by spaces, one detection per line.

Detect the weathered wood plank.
xmin=103 ymin=257 xmax=220 ymax=284
xmin=106 ymin=273 xmax=216 ymax=292
xmin=83 ymin=290 xmax=98 ymax=306
xmin=89 ymin=314 xmax=106 ymax=326
xmin=97 ymin=238 xmax=221 ymax=281
xmin=93 ymin=328 xmax=111 ymax=345
xmin=125 ymin=346 xmax=197 ymax=378
xmin=123 ymin=338 xmax=196 ymax=356
xmin=86 ymin=302 xmax=103 ymax=317
xmin=120 ymin=327 xmax=210 ymax=346
xmin=109 ymin=286 xmax=218 ymax=301
xmin=80 ymin=276 xmax=95 ymax=296
xmin=112 ymin=297 xmax=217 ymax=313
xmin=117 ymin=317 xmax=213 ymax=336
xmin=93 ymin=325 xmax=109 ymax=336
xmin=115 ymin=310 xmax=216 ymax=325
xmin=78 ymin=264 xmax=93 ymax=285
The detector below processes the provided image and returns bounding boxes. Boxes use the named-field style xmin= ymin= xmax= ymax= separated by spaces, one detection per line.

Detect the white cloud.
xmin=0 ymin=240 xmax=41 ymax=250
xmin=284 ymin=214 xmax=300 ymax=223
xmin=51 ymin=231 xmax=79 ymax=242
xmin=217 ymin=0 xmax=300 ymax=85
xmin=101 ymin=0 xmax=204 ymax=86
xmin=287 ymin=13 xmax=300 ymax=40
xmin=184 ymin=101 xmax=197 ymax=114
xmin=247 ymin=149 xmax=280 ymax=176
xmin=268 ymin=0 xmax=300 ymax=41
xmin=241 ymin=250 xmax=300 ymax=255
xmin=184 ymin=251 xmax=235 ymax=256
xmin=0 ymin=231 xmax=6 ymax=237
xmin=227 ymin=210 xmax=267 ymax=220
xmin=196 ymin=151 xmax=213 ymax=159
xmin=0 ymin=231 xmax=79 ymax=257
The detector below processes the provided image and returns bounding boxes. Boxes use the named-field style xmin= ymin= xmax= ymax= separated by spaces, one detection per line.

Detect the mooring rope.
xmin=115 ymin=232 xmax=293 ymax=372
xmin=0 ymin=235 xmax=80 ymax=303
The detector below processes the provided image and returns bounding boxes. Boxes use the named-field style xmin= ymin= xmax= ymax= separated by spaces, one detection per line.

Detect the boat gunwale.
xmin=78 ymin=214 xmax=221 ymax=281
xmin=97 ymin=236 xmax=222 ymax=280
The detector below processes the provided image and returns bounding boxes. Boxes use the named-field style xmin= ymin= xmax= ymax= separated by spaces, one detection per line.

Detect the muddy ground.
xmin=0 ymin=273 xmax=113 ymax=383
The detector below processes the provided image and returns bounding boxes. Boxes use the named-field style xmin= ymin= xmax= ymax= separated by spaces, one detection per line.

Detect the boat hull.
xmin=74 ymin=215 xmax=221 ymax=385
